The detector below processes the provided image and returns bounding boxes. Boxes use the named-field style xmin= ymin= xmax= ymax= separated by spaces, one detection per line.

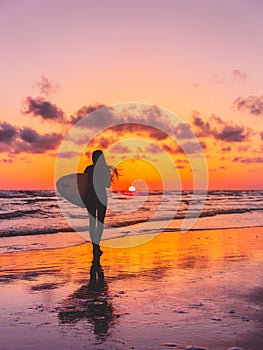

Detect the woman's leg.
xmin=86 ymin=201 xmax=97 ymax=245
xmin=87 ymin=193 xmax=106 ymax=254
xmin=88 ymin=207 xmax=102 ymax=255
xmin=97 ymin=193 xmax=107 ymax=243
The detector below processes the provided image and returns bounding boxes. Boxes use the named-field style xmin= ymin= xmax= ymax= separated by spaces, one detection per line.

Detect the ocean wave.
xmin=198 ymin=207 xmax=263 ymax=217
xmin=24 ymin=198 xmax=58 ymax=204
xmin=1 ymin=206 xmax=263 ymax=239
xmin=0 ymin=209 xmax=41 ymax=220
xmin=0 ymin=226 xmax=80 ymax=238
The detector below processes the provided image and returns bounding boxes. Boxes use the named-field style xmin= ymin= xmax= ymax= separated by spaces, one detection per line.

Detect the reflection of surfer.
xmin=58 ymin=252 xmax=115 ymax=338
xmin=84 ymin=150 xmax=111 ymax=256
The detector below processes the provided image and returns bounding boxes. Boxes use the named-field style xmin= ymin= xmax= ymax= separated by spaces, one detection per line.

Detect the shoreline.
xmin=1 ymin=216 xmax=263 ymax=254
xmin=0 ymin=227 xmax=263 ymax=349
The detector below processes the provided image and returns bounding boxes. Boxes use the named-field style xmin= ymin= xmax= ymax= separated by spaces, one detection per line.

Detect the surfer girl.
xmin=84 ymin=150 xmax=118 ymax=257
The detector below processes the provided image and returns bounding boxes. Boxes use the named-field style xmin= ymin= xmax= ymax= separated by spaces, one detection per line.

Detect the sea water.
xmin=0 ymin=190 xmax=263 ymax=253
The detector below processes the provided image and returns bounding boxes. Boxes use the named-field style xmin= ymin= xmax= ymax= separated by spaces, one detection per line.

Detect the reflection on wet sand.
xmin=58 ymin=253 xmax=116 ymax=339
xmin=0 ymin=228 xmax=263 ymax=349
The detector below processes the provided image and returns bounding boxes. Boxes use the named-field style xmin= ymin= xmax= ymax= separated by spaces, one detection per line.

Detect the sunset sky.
xmin=1 ymin=0 xmax=263 ymax=190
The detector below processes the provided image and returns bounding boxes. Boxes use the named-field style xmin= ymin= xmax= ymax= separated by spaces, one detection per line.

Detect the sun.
xmin=128 ymin=185 xmax=136 ymax=192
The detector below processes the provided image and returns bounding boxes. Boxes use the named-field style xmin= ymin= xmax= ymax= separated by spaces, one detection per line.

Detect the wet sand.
xmin=0 ymin=227 xmax=263 ymax=349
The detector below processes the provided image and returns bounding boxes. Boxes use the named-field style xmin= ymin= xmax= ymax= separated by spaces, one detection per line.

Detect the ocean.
xmin=0 ymin=190 xmax=263 ymax=253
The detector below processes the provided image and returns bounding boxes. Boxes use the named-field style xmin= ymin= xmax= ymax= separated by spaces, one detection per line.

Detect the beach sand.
xmin=0 ymin=227 xmax=263 ymax=350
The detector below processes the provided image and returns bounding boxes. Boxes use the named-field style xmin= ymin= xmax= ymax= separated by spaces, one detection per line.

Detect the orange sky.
xmin=0 ymin=1 xmax=263 ymax=190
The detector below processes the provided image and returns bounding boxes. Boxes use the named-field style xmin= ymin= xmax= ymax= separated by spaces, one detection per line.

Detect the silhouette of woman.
xmin=84 ymin=150 xmax=111 ymax=257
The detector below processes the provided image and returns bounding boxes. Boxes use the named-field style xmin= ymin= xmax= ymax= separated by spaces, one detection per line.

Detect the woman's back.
xmin=84 ymin=164 xmax=111 ymax=196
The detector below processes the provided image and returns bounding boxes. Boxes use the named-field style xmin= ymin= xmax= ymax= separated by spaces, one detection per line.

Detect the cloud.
xmin=146 ymin=144 xmax=162 ymax=154
xmin=110 ymin=144 xmax=132 ymax=154
xmin=221 ymin=146 xmax=231 ymax=152
xmin=73 ymin=105 xmax=184 ymax=139
xmin=71 ymin=105 xmax=201 ymax=156
xmin=148 ymin=128 xmax=168 ymax=141
xmin=36 ymin=76 xmax=59 ymax=96
xmin=0 ymin=121 xmax=63 ymax=155
xmin=181 ymin=140 xmax=206 ymax=154
xmin=109 ymin=124 xmax=168 ymax=141
xmin=23 ymin=96 xmax=65 ymax=122
xmin=1 ymin=158 xmax=13 ymax=163
xmin=18 ymin=127 xmax=63 ymax=153
xmin=69 ymin=103 xmax=106 ymax=124
xmin=172 ymin=123 xmax=195 ymax=139
xmin=260 ymin=132 xmax=263 ymax=140
xmin=69 ymin=105 xmax=206 ymax=164
xmin=79 ymin=134 xmax=113 ymax=151
xmin=215 ymin=125 xmax=248 ymax=142
xmin=98 ymin=136 xmax=111 ymax=148
xmin=56 ymin=151 xmax=80 ymax=159
xmin=191 ymin=111 xmax=250 ymax=142
xmin=191 ymin=111 xmax=211 ymax=137
xmin=162 ymin=144 xmax=179 ymax=154
xmin=232 ymin=95 xmax=263 ymax=116
xmin=0 ymin=122 xmax=17 ymax=142
xmin=20 ymin=128 xmax=42 ymax=143
xmin=9 ymin=104 xmax=207 ymax=159
xmin=232 ymin=69 xmax=247 ymax=80
xmin=233 ymin=157 xmax=263 ymax=164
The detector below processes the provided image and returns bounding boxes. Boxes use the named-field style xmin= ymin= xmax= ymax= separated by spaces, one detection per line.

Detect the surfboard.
xmin=56 ymin=173 xmax=88 ymax=208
